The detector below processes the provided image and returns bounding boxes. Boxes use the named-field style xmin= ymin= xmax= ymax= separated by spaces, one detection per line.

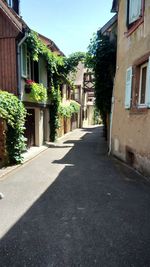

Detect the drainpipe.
xmin=17 ymin=32 xmax=28 ymax=100
xmin=108 ymin=82 xmax=115 ymax=156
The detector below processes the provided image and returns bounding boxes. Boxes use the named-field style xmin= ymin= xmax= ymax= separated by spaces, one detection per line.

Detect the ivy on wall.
xmin=0 ymin=90 xmax=27 ymax=164
xmin=86 ymin=32 xmax=117 ymax=138
xmin=49 ymin=86 xmax=61 ymax=142
xmin=26 ymin=31 xmax=85 ymax=141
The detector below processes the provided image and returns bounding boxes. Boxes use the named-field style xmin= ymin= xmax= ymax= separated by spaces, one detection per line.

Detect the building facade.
xmin=0 ymin=0 xmax=81 ymax=165
xmin=111 ymin=0 xmax=150 ymax=176
xmin=74 ymin=62 xmax=95 ymax=127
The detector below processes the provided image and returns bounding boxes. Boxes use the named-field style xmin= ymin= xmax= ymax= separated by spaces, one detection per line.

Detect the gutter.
xmin=17 ymin=31 xmax=28 ymax=100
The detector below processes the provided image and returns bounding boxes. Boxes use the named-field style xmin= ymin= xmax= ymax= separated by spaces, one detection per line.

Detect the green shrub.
xmin=0 ymin=90 xmax=27 ymax=164
xmin=59 ymin=100 xmax=80 ymax=118
xmin=25 ymin=80 xmax=47 ymax=102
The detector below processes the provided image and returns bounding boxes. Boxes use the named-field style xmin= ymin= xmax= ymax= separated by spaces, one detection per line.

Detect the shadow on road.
xmin=1 ymin=126 xmax=150 ymax=267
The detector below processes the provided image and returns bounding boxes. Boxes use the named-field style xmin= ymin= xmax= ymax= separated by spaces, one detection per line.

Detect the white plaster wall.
xmin=43 ymin=109 xmax=50 ymax=142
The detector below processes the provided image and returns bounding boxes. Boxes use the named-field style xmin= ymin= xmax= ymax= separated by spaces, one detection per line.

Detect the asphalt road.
xmin=0 ymin=126 xmax=150 ymax=267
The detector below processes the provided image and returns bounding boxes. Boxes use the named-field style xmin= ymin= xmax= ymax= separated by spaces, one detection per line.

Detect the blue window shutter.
xmin=125 ymin=67 xmax=132 ymax=109
xmin=146 ymin=57 xmax=150 ymax=108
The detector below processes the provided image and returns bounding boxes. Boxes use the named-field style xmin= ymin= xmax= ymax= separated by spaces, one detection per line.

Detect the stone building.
xmin=110 ymin=0 xmax=150 ymax=176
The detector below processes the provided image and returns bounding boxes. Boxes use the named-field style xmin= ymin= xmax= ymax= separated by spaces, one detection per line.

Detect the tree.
xmin=86 ymin=32 xmax=117 ymax=138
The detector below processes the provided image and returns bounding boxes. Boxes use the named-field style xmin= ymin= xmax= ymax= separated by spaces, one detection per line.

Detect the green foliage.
xmin=87 ymin=32 xmax=117 ymax=136
xmin=63 ymin=52 xmax=86 ymax=74
xmin=26 ymin=31 xmax=44 ymax=61
xmin=59 ymin=100 xmax=80 ymax=118
xmin=70 ymin=100 xmax=80 ymax=113
xmin=0 ymin=90 xmax=27 ymax=164
xmin=26 ymin=31 xmax=85 ymax=141
xmin=26 ymin=82 xmax=47 ymax=102
xmin=59 ymin=103 xmax=72 ymax=118
xmin=93 ymin=106 xmax=101 ymax=125
xmin=49 ymin=86 xmax=61 ymax=142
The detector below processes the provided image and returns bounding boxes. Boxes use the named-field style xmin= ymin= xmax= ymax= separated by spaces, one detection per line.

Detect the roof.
xmin=38 ymin=33 xmax=65 ymax=56
xmin=0 ymin=0 xmax=28 ymax=32
xmin=98 ymin=14 xmax=117 ymax=35
xmin=111 ymin=0 xmax=118 ymax=12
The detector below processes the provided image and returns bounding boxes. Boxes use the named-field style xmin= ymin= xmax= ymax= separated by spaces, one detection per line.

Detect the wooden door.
xmin=24 ymin=109 xmax=35 ymax=148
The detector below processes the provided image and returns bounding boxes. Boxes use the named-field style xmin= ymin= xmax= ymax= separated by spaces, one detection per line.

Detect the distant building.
xmin=73 ymin=62 xmax=95 ymax=127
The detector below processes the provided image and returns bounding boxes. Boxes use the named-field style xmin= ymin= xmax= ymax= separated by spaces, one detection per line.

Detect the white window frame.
xmin=21 ymin=43 xmax=27 ymax=78
xmin=138 ymin=62 xmax=148 ymax=107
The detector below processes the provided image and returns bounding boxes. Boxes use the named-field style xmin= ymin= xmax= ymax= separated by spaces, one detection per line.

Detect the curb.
xmin=0 ymin=146 xmax=48 ymax=181
xmin=0 ymin=129 xmax=79 ymax=181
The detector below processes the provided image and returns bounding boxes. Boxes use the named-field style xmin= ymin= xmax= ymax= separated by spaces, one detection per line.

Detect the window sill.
xmin=125 ymin=17 xmax=144 ymax=37
xmin=129 ymin=106 xmax=148 ymax=115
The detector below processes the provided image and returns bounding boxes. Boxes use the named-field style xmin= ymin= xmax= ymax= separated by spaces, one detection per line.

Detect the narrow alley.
xmin=0 ymin=126 xmax=150 ymax=267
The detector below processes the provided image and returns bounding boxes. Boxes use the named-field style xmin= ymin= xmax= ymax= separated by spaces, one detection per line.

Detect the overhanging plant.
xmin=25 ymin=79 xmax=47 ymax=102
xmin=70 ymin=100 xmax=80 ymax=113
xmin=59 ymin=100 xmax=80 ymax=118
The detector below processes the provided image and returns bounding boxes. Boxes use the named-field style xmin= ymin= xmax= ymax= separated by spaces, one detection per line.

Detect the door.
xmin=24 ymin=109 xmax=35 ymax=148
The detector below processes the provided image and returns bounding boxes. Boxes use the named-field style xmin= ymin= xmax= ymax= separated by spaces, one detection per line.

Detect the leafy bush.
xmin=59 ymin=100 xmax=80 ymax=118
xmin=0 ymin=90 xmax=27 ymax=164
xmin=25 ymin=80 xmax=47 ymax=102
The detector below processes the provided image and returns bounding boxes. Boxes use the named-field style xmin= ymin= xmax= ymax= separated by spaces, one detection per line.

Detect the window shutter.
xmin=21 ymin=43 xmax=27 ymax=78
xmin=129 ymin=0 xmax=142 ymax=24
xmin=125 ymin=67 xmax=132 ymax=109
xmin=146 ymin=57 xmax=150 ymax=108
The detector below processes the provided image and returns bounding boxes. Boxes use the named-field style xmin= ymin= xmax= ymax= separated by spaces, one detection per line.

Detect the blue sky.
xmin=21 ymin=0 xmax=114 ymax=56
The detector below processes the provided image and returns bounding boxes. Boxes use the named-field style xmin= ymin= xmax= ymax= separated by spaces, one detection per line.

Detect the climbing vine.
xmin=26 ymin=31 xmax=85 ymax=141
xmin=0 ymin=90 xmax=27 ymax=164
xmin=86 ymin=32 xmax=117 ymax=138
xmin=49 ymin=86 xmax=61 ymax=141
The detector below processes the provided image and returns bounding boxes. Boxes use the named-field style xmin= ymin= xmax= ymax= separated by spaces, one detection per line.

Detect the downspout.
xmin=17 ymin=31 xmax=28 ymax=100
xmin=108 ymin=81 xmax=115 ymax=156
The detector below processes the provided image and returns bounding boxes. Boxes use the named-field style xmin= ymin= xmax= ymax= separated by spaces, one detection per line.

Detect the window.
xmin=128 ymin=0 xmax=142 ymax=25
xmin=126 ymin=0 xmax=144 ymax=33
xmin=139 ymin=63 xmax=147 ymax=106
xmin=74 ymin=86 xmax=80 ymax=101
xmin=125 ymin=56 xmax=150 ymax=111
xmin=7 ymin=0 xmax=13 ymax=7
xmin=21 ymin=43 xmax=27 ymax=78
xmin=32 ymin=61 xmax=39 ymax=83
xmin=66 ymin=86 xmax=71 ymax=100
